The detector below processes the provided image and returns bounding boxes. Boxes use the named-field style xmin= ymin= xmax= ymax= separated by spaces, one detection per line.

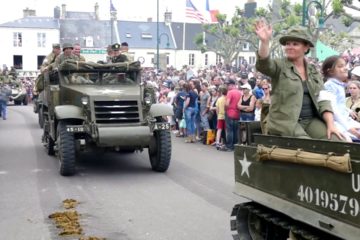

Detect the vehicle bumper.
xmin=97 ymin=126 xmax=152 ymax=147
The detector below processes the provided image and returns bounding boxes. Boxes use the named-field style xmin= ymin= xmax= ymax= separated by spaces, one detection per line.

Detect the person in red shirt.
xmin=222 ymin=79 xmax=242 ymax=151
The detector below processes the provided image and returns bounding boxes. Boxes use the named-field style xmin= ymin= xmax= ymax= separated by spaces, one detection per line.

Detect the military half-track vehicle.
xmin=10 ymin=84 xmax=28 ymax=105
xmin=231 ymin=122 xmax=359 ymax=240
xmin=41 ymin=60 xmax=173 ymax=176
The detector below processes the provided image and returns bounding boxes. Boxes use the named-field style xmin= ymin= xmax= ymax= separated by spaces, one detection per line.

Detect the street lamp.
xmin=302 ymin=0 xmax=324 ymax=28
xmin=156 ymin=0 xmax=160 ymax=72
xmin=156 ymin=0 xmax=170 ymax=72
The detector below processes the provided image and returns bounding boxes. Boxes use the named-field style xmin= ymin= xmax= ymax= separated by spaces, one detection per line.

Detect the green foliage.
xmin=332 ymin=0 xmax=344 ymax=15
xmin=342 ymin=16 xmax=353 ymax=27
xmin=194 ymin=0 xmax=359 ymax=64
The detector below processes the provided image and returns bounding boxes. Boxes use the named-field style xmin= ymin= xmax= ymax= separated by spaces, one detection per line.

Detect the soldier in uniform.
xmin=254 ymin=19 xmax=343 ymax=141
xmin=111 ymin=43 xmax=128 ymax=63
xmin=40 ymin=43 xmax=61 ymax=72
xmin=106 ymin=44 xmax=114 ymax=63
xmin=35 ymin=43 xmax=61 ymax=93
xmin=120 ymin=42 xmax=134 ymax=62
xmin=72 ymin=43 xmax=86 ymax=62
xmin=54 ymin=43 xmax=80 ymax=68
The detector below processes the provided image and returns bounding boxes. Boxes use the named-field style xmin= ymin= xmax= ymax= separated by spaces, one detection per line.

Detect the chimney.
xmin=61 ymin=4 xmax=66 ymax=19
xmin=23 ymin=8 xmax=36 ymax=18
xmin=164 ymin=9 xmax=172 ymax=25
xmin=94 ymin=2 xmax=99 ymax=20
xmin=147 ymin=17 xmax=152 ymax=22
xmin=54 ymin=6 xmax=60 ymax=19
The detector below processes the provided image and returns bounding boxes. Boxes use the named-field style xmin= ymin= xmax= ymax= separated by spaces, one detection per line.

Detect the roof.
xmin=0 ymin=17 xmax=59 ymax=29
xmin=325 ymin=16 xmax=359 ymax=34
xmin=59 ymin=19 xmax=111 ymax=48
xmin=64 ymin=11 xmax=96 ymax=20
xmin=117 ymin=21 xmax=175 ymax=49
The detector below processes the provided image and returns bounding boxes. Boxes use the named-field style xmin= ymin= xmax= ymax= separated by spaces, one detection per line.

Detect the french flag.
xmin=206 ymin=0 xmax=219 ymax=23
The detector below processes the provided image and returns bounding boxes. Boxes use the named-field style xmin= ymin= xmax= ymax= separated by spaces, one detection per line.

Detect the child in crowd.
xmin=322 ymin=55 xmax=360 ymax=142
xmin=254 ymin=99 xmax=263 ymax=121
xmin=215 ymin=85 xmax=227 ymax=150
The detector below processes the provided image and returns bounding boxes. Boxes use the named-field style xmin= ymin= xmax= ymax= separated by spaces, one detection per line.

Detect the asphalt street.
xmin=0 ymin=104 xmax=245 ymax=240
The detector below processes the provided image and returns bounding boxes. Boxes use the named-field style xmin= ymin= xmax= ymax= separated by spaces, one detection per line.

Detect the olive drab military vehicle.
xmin=231 ymin=122 xmax=360 ymax=240
xmin=10 ymin=84 xmax=28 ymax=105
xmin=41 ymin=60 xmax=173 ymax=176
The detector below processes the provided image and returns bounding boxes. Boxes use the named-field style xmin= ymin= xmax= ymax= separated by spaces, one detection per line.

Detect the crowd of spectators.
xmin=2 ymin=50 xmax=360 ymax=145
xmin=142 ymin=50 xmax=360 ymax=148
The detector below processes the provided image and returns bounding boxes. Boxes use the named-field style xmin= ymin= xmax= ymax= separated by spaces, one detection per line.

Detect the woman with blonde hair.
xmin=346 ymin=80 xmax=360 ymax=122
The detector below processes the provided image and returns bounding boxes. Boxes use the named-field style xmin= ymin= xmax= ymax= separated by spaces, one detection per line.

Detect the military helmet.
xmin=279 ymin=26 xmax=314 ymax=48
xmin=62 ymin=43 xmax=73 ymax=51
xmin=111 ymin=43 xmax=121 ymax=51
xmin=52 ymin=43 xmax=61 ymax=49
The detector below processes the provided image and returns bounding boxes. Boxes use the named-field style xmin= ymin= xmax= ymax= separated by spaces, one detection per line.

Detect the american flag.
xmin=186 ymin=0 xmax=208 ymax=23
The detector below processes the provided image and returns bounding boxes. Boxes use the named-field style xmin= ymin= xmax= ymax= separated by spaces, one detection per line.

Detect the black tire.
xmin=57 ymin=121 xmax=76 ymax=176
xmin=38 ymin=106 xmax=44 ymax=129
xmin=148 ymin=130 xmax=171 ymax=172
xmin=22 ymin=96 xmax=28 ymax=106
xmin=44 ymin=131 xmax=55 ymax=156
xmin=14 ymin=100 xmax=21 ymax=105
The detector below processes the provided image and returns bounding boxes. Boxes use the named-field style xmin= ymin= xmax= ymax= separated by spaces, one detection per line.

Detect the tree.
xmin=195 ymin=0 xmax=359 ymax=63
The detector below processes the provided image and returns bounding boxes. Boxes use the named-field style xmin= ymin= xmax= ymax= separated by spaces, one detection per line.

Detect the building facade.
xmin=0 ymin=4 xmax=256 ymax=73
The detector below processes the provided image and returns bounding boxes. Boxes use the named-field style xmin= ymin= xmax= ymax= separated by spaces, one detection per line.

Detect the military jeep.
xmin=41 ymin=60 xmax=173 ymax=176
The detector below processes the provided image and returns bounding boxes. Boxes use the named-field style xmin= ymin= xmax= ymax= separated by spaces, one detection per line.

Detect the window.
xmin=249 ymin=56 xmax=256 ymax=65
xmin=141 ymin=33 xmax=152 ymax=39
xmin=243 ymin=42 xmax=249 ymax=51
xmin=37 ymin=33 xmax=46 ymax=47
xmin=37 ymin=56 xmax=46 ymax=69
xmin=188 ymin=53 xmax=195 ymax=66
xmin=85 ymin=36 xmax=94 ymax=47
xmin=13 ymin=32 xmax=22 ymax=47
xmin=204 ymin=54 xmax=208 ymax=66
xmin=126 ymin=33 xmax=132 ymax=38
xmin=216 ymin=54 xmax=222 ymax=65
xmin=13 ymin=55 xmax=23 ymax=69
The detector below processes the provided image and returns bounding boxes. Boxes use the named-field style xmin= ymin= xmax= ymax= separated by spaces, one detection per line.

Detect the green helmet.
xmin=62 ymin=43 xmax=74 ymax=51
xmin=279 ymin=26 xmax=314 ymax=48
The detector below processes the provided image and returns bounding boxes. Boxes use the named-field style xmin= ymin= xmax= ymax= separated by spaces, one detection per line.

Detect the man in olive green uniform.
xmin=254 ymin=22 xmax=343 ymax=140
xmin=72 ymin=43 xmax=86 ymax=62
xmin=111 ymin=43 xmax=128 ymax=63
xmin=40 ymin=43 xmax=61 ymax=72
xmin=54 ymin=43 xmax=80 ymax=68
xmin=35 ymin=43 xmax=61 ymax=92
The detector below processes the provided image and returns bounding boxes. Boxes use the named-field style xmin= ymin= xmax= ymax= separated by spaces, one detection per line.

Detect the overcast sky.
xmin=0 ymin=0 xmax=275 ymax=24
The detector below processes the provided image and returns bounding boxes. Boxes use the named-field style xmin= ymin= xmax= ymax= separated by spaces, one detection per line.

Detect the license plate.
xmin=154 ymin=122 xmax=170 ymax=130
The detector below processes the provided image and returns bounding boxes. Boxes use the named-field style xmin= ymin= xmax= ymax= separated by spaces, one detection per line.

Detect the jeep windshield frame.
xmin=59 ymin=69 xmax=139 ymax=86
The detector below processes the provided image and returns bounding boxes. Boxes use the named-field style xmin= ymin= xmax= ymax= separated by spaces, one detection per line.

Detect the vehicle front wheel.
xmin=148 ymin=130 xmax=171 ymax=172
xmin=57 ymin=121 xmax=76 ymax=176
xmin=38 ymin=106 xmax=44 ymax=129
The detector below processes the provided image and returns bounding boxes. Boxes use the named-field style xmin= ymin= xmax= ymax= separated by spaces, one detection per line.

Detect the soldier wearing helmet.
xmin=54 ymin=43 xmax=80 ymax=68
xmin=35 ymin=43 xmax=61 ymax=92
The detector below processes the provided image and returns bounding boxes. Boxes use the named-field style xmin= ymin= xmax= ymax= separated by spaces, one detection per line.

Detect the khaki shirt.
xmin=255 ymin=53 xmax=332 ymax=137
xmin=54 ymin=53 xmax=80 ymax=68
xmin=122 ymin=52 xmax=134 ymax=62
xmin=40 ymin=52 xmax=58 ymax=72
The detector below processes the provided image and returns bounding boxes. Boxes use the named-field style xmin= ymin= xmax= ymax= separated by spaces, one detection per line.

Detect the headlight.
xmin=144 ymin=93 xmax=153 ymax=105
xmin=81 ymin=96 xmax=89 ymax=105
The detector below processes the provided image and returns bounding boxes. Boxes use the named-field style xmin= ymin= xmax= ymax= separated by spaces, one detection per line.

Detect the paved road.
xmin=0 ymin=105 xmax=245 ymax=240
